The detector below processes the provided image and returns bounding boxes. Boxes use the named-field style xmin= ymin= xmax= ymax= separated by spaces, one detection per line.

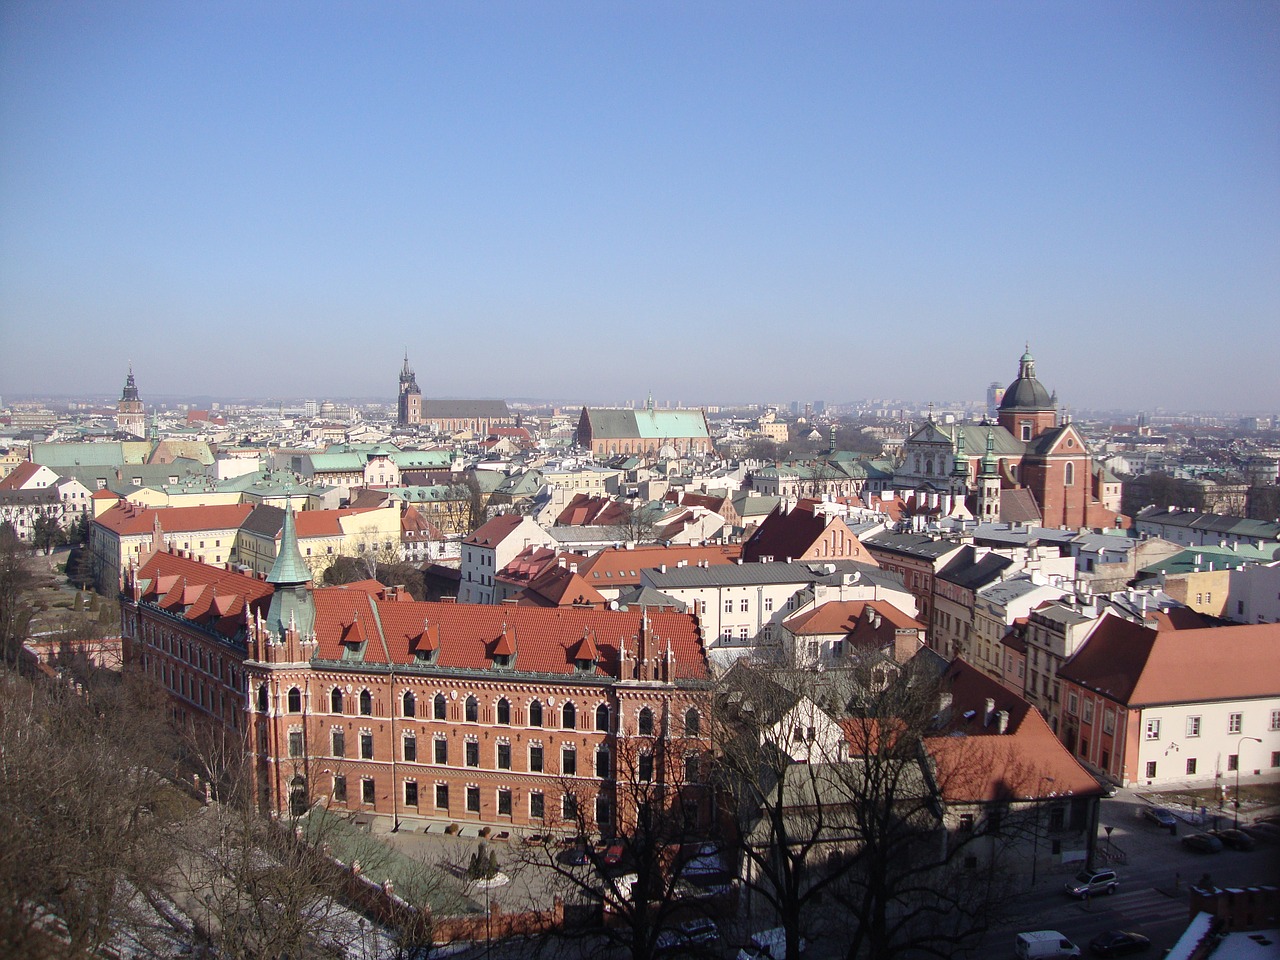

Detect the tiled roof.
xmin=515 ymin=565 xmax=608 ymax=609
xmin=310 ymin=595 xmax=709 ymax=680
xmin=420 ymin=399 xmax=510 ymax=419
xmin=1061 ymin=616 xmax=1280 ymax=707
xmin=743 ymin=499 xmax=863 ymax=563
xmin=0 ymin=462 xmax=41 ymax=490
xmin=582 ymin=407 xmax=710 ymax=441
xmin=784 ymin=600 xmax=920 ymax=637
xmin=925 ymin=658 xmax=1101 ymax=803
xmin=133 ymin=549 xmax=274 ymax=638
xmin=463 ymin=513 xmax=527 ymax=547
xmin=95 ymin=502 xmax=254 ymax=536
xmin=577 ymin=543 xmax=740 ymax=586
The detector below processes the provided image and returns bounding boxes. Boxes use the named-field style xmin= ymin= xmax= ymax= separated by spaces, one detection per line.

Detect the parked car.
xmin=562 ymin=846 xmax=592 ymax=866
xmin=1064 ymin=868 xmax=1119 ymax=899
xmin=679 ymin=919 xmax=720 ymax=946
xmin=1208 ymin=828 xmax=1255 ymax=851
xmin=736 ymin=927 xmax=805 ymax=960
xmin=1181 ymin=832 xmax=1224 ymax=853
xmin=1096 ymin=779 xmax=1119 ymax=798
xmin=1243 ymin=821 xmax=1280 ymax=843
xmin=1143 ymin=806 xmax=1177 ymax=828
xmin=1015 ymin=930 xmax=1082 ymax=959
xmin=1088 ymin=929 xmax=1151 ymax=957
xmin=603 ymin=841 xmax=626 ymax=866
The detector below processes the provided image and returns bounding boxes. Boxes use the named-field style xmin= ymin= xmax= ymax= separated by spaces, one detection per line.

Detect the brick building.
xmin=123 ymin=507 xmax=715 ymax=836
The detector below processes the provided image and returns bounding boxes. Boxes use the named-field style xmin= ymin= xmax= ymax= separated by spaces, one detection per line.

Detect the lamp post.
xmin=1030 ymin=775 xmax=1056 ymax=886
xmin=1234 ymin=736 xmax=1262 ymax=829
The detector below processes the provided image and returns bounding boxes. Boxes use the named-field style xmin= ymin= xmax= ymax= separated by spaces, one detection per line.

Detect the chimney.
xmin=996 ymin=710 xmax=1009 ymax=734
xmin=984 ymin=698 xmax=995 ymax=726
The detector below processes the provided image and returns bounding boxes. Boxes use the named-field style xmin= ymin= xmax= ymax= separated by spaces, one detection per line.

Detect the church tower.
xmin=978 ymin=429 xmax=1002 ymax=522
xmin=997 ymin=347 xmax=1058 ymax=443
xmin=397 ymin=351 xmax=422 ymax=427
xmin=116 ymin=365 xmax=146 ymax=439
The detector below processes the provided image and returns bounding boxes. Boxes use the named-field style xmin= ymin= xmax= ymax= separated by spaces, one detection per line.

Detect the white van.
xmin=1014 ymin=930 xmax=1081 ymax=959
xmin=735 ymin=926 xmax=805 ymax=960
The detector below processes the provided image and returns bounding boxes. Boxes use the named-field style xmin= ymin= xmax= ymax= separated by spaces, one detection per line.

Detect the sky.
xmin=1 ymin=2 xmax=1277 ymax=412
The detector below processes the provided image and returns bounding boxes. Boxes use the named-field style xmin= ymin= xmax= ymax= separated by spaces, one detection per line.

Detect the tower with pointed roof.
xmin=397 ymin=351 xmax=422 ymax=427
xmin=116 ymin=365 xmax=146 ymax=439
xmin=978 ymin=429 xmax=1002 ymax=521
xmin=262 ymin=503 xmax=316 ymax=648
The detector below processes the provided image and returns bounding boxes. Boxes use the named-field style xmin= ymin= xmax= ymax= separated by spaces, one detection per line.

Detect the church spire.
xmin=264 ymin=501 xmax=316 ymax=641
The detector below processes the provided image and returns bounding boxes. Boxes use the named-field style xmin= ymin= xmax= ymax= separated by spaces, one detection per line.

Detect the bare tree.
xmin=0 ymin=526 xmax=34 ymax=666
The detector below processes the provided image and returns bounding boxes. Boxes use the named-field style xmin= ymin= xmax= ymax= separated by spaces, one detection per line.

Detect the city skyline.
xmin=2 ymin=3 xmax=1277 ymax=409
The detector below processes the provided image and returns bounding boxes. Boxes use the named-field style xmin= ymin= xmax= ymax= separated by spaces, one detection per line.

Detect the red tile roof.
xmin=310 ymin=593 xmax=708 ymax=680
xmin=742 ymin=499 xmax=871 ymax=563
xmin=516 ymin=565 xmax=608 ymax=609
xmin=133 ymin=550 xmax=274 ymax=638
xmin=463 ymin=513 xmax=527 ymax=547
xmin=0 ymin=462 xmax=41 ymax=490
xmin=1061 ymin=615 xmax=1280 ymax=707
xmin=926 ymin=658 xmax=1102 ymax=803
xmin=577 ymin=543 xmax=740 ymax=586
xmin=96 ymin=502 xmax=254 ymax=536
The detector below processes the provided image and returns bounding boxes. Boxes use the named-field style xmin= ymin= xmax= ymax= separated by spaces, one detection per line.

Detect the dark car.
xmin=1142 ymin=806 xmax=1177 ymax=828
xmin=679 ymin=919 xmax=720 ymax=945
xmin=562 ymin=846 xmax=592 ymax=866
xmin=1181 ymin=832 xmax=1224 ymax=854
xmin=1089 ymin=930 xmax=1151 ymax=957
xmin=1096 ymin=779 xmax=1119 ymax=798
xmin=1208 ymin=828 xmax=1255 ymax=851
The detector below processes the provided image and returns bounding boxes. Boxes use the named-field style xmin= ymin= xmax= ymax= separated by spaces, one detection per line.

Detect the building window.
xmin=465 ymin=696 xmax=478 ymax=723
xmin=1228 ymin=713 xmax=1242 ymax=734
xmin=498 ymin=789 xmax=512 ymax=816
xmin=332 ymin=775 xmax=347 ymax=803
xmin=596 ymin=795 xmax=612 ymax=830
xmin=562 ymin=793 xmax=578 ymax=821
xmin=497 ymin=742 xmax=511 ymax=770
xmin=595 ymin=703 xmax=610 ymax=732
xmin=740 ymin=598 xmax=749 ymax=612
xmin=530 ymin=791 xmax=544 ymax=820
xmin=1186 ymin=716 xmax=1201 ymax=738
xmin=332 ymin=729 xmax=345 ymax=757
xmin=287 ymin=687 xmax=302 ymax=713
xmin=639 ymin=753 xmax=654 ymax=782
xmin=676 ymin=709 xmax=698 ymax=740
xmin=638 ymin=707 xmax=654 ymax=736
xmin=1067 ymin=693 xmax=1078 ymax=716
xmin=1186 ymin=758 xmax=1197 ymax=776
xmin=1082 ymin=699 xmax=1094 ymax=724
xmin=360 ymin=733 xmax=374 ymax=760
xmin=561 ymin=746 xmax=577 ymax=776
xmin=1272 ymin=752 xmax=1280 ymax=769
xmin=561 ymin=702 xmax=576 ymax=730
xmin=433 ymin=693 xmax=447 ymax=720
xmin=288 ymin=731 xmax=303 ymax=758
xmin=402 ymin=691 xmax=416 ymax=718
xmin=404 ymin=781 xmax=418 ymax=807
xmin=528 ymin=699 xmax=543 ymax=727
xmin=466 ymin=786 xmax=480 ymax=813
xmin=403 ymin=735 xmax=417 ymax=762
xmin=1102 ymin=710 xmax=1115 ymax=735
xmin=359 ymin=689 xmax=372 ymax=716
xmin=724 ymin=598 xmax=733 ymax=614
xmin=595 ymin=747 xmax=610 ymax=779
xmin=361 ymin=778 xmax=375 ymax=804
xmin=1227 ymin=754 xmax=1239 ymax=772
xmin=496 ymin=697 xmax=511 ymax=725
xmin=1064 ymin=462 xmax=1075 ymax=486
xmin=465 ymin=741 xmax=479 ymax=767
xmin=764 ymin=597 xmax=774 ymax=613
xmin=330 ymin=688 xmax=344 ymax=713
xmin=685 ymin=754 xmax=699 ymax=783
xmin=1144 ymin=718 xmax=1161 ymax=740
xmin=435 ymin=783 xmax=449 ymax=809
xmin=433 ymin=738 xmax=447 ymax=764
xmin=1145 ymin=761 xmax=1157 ymax=779
xmin=1271 ymin=709 xmax=1280 ymax=731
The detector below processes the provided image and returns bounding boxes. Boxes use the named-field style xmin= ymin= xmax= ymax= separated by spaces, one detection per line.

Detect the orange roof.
xmin=463 ymin=513 xmax=528 ymax=547
xmin=925 ymin=658 xmax=1102 ymax=803
xmin=133 ymin=550 xmax=274 ymax=638
xmin=0 ymin=462 xmax=41 ymax=490
xmin=516 ymin=565 xmax=608 ymax=609
xmin=784 ymin=600 xmax=920 ymax=636
xmin=577 ymin=543 xmax=740 ymax=586
xmin=293 ymin=507 xmax=379 ymax=539
xmin=96 ymin=502 xmax=254 ymax=536
xmin=311 ymin=593 xmax=708 ymax=680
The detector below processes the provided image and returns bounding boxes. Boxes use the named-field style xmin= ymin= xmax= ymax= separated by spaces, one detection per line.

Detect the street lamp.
xmin=1030 ymin=775 xmax=1056 ymax=887
xmin=1234 ymin=736 xmax=1262 ymax=829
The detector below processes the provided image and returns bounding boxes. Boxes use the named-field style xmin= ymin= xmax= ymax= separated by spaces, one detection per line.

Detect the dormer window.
xmin=341 ymin=640 xmax=367 ymax=662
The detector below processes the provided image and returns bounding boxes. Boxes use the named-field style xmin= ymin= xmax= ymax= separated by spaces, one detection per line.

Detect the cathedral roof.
xmin=999 ymin=349 xmax=1055 ymax=412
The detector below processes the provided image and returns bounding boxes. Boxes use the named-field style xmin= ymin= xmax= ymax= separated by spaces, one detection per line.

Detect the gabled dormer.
xmin=569 ymin=628 xmax=599 ymax=674
xmin=411 ymin=620 xmax=440 ymax=665
xmin=491 ymin=623 xmax=517 ymax=669
xmin=339 ymin=619 xmax=367 ymax=662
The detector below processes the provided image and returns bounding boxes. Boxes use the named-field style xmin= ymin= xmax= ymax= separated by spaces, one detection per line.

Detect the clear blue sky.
xmin=2 ymin=2 xmax=1277 ymax=411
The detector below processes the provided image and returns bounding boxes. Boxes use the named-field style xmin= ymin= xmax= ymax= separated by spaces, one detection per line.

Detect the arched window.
xmin=528 ymin=699 xmax=543 ymax=728
xmin=496 ymin=697 xmax=511 ymax=725
xmin=561 ymin=701 xmax=576 ymax=730
xmin=595 ymin=703 xmax=610 ymax=732
xmin=1064 ymin=462 xmax=1075 ymax=487
xmin=287 ymin=687 xmax=302 ymax=714
xmin=638 ymin=707 xmax=654 ymax=736
xmin=684 ymin=708 xmax=701 ymax=737
xmin=433 ymin=693 xmax=447 ymax=720
xmin=403 ymin=691 xmax=416 ymax=718
xmin=465 ymin=695 xmax=478 ymax=723
xmin=359 ymin=689 xmax=372 ymax=716
xmin=330 ymin=688 xmax=343 ymax=714
xmin=257 ymin=684 xmax=268 ymax=713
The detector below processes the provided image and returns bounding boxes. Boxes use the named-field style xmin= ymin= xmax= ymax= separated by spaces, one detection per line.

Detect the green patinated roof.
xmin=389 ymin=450 xmax=452 ymax=469
xmin=583 ymin=407 xmax=710 ymax=441
xmin=32 ymin=440 xmax=152 ymax=468
xmin=267 ymin=505 xmax=312 ymax=586
xmin=307 ymin=452 xmax=366 ymax=472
